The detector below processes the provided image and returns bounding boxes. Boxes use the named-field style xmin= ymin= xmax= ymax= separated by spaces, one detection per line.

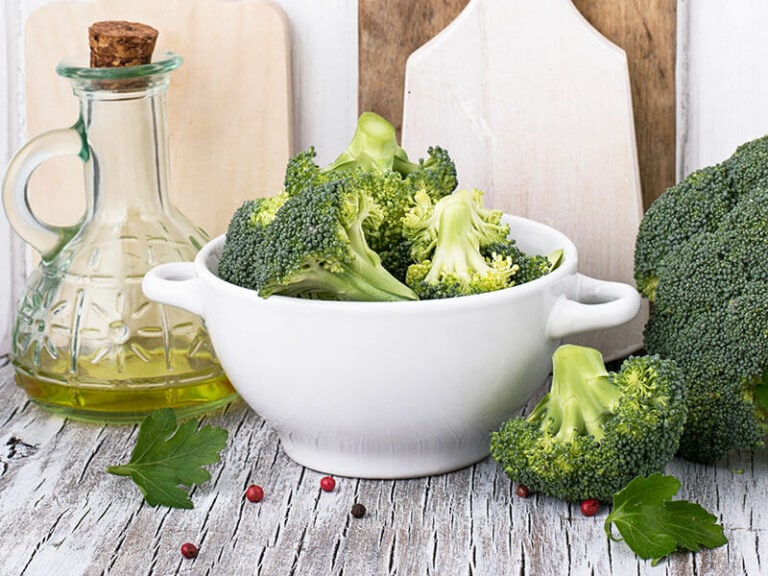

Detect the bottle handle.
xmin=2 ymin=119 xmax=89 ymax=260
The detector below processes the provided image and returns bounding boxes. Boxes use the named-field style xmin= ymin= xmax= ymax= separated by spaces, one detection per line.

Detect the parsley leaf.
xmin=604 ymin=473 xmax=727 ymax=566
xmin=106 ymin=408 xmax=228 ymax=509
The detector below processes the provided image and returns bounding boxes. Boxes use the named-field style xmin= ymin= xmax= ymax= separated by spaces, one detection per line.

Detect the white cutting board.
xmin=24 ymin=0 xmax=292 ymax=239
xmin=402 ymin=0 xmax=646 ymax=359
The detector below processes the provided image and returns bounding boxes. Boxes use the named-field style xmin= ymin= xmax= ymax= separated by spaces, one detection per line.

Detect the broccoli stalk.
xmin=527 ymin=345 xmax=620 ymax=444
xmin=323 ymin=111 xmax=401 ymax=174
xmin=490 ymin=345 xmax=687 ymax=503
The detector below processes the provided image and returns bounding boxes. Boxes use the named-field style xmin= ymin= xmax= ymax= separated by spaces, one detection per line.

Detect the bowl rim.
xmin=195 ymin=213 xmax=578 ymax=309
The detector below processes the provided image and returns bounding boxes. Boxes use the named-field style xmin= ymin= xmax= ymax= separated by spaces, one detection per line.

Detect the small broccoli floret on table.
xmin=490 ymin=345 xmax=687 ymax=503
xmin=251 ymin=179 xmax=417 ymax=301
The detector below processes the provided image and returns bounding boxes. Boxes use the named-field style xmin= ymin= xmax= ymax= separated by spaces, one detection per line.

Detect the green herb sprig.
xmin=604 ymin=473 xmax=728 ymax=565
xmin=107 ymin=408 xmax=228 ymax=509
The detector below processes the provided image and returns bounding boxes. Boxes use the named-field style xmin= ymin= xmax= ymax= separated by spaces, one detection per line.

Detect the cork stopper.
xmin=88 ymin=21 xmax=158 ymax=68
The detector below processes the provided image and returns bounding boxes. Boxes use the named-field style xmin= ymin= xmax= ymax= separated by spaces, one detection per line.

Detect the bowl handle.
xmin=142 ymin=262 xmax=205 ymax=317
xmin=546 ymin=274 xmax=641 ymax=340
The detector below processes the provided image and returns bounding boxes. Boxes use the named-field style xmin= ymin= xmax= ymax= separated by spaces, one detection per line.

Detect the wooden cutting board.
xmin=24 ymin=0 xmax=292 ymax=239
xmin=401 ymin=0 xmax=647 ymax=359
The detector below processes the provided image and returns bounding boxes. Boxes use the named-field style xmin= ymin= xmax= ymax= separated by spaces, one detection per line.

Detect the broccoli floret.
xmin=373 ymin=145 xmax=458 ymax=280
xmin=490 ymin=345 xmax=687 ymax=503
xmin=217 ymin=193 xmax=287 ymax=290
xmin=283 ymin=147 xmax=324 ymax=197
xmin=403 ymin=188 xmax=554 ymax=299
xmin=323 ymin=111 xmax=402 ymax=174
xmin=282 ymin=113 xmax=458 ymax=282
xmin=250 ymin=179 xmax=417 ymax=301
xmin=401 ymin=145 xmax=458 ymax=198
xmin=635 ymin=134 xmax=768 ymax=463
xmin=633 ymin=164 xmax=733 ymax=301
xmin=482 ymin=239 xmax=558 ymax=285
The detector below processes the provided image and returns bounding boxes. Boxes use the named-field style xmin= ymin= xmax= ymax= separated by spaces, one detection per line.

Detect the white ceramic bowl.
xmin=143 ymin=215 xmax=640 ymax=479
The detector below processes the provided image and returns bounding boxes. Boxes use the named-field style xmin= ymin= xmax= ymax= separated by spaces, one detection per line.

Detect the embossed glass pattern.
xmin=3 ymin=54 xmax=236 ymax=421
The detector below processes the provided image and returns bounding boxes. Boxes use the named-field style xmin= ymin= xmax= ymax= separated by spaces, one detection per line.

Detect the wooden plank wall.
xmin=358 ymin=0 xmax=677 ymax=210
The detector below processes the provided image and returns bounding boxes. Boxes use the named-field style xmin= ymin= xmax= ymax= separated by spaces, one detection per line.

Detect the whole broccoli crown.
xmin=490 ymin=345 xmax=687 ymax=502
xmin=218 ymin=196 xmax=286 ymax=290
xmin=643 ymin=184 xmax=768 ymax=462
xmin=251 ymin=179 xmax=417 ymax=302
xmin=634 ymin=136 xmax=768 ymax=463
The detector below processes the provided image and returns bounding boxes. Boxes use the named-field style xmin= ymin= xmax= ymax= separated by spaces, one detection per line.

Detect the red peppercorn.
xmin=580 ymin=498 xmax=600 ymax=517
xmin=515 ymin=484 xmax=530 ymax=498
xmin=319 ymin=476 xmax=336 ymax=492
xmin=180 ymin=542 xmax=198 ymax=559
xmin=245 ymin=484 xmax=264 ymax=503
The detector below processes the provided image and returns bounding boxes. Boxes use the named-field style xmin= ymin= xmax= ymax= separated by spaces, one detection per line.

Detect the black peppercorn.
xmin=350 ymin=503 xmax=366 ymax=518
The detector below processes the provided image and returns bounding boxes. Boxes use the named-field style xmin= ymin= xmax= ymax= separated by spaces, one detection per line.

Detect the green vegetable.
xmin=219 ymin=111 xmax=552 ymax=301
xmin=402 ymin=188 xmax=555 ymax=299
xmin=217 ymin=194 xmax=286 ymax=291
xmin=283 ymin=112 xmax=457 ymax=281
xmin=604 ymin=473 xmax=727 ymax=566
xmin=249 ymin=178 xmax=417 ymax=301
xmin=490 ymin=345 xmax=687 ymax=503
xmin=106 ymin=408 xmax=228 ymax=509
xmin=633 ymin=134 xmax=768 ymax=463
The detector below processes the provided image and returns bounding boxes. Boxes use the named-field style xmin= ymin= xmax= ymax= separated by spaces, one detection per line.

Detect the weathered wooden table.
xmin=0 ymin=356 xmax=765 ymax=576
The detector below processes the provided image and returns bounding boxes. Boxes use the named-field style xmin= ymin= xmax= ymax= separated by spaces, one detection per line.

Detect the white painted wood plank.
xmin=678 ymin=0 xmax=768 ymax=177
xmin=0 ymin=359 xmax=766 ymax=575
xmin=401 ymin=0 xmax=645 ymax=360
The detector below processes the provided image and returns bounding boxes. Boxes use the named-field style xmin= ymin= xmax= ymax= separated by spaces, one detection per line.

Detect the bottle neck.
xmin=79 ymin=85 xmax=174 ymax=222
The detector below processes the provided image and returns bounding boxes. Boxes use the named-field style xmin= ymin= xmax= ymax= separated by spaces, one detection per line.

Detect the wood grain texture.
xmin=358 ymin=0 xmax=470 ymax=138
xmin=0 ymin=358 xmax=765 ymax=575
xmin=358 ymin=0 xmax=676 ymax=209
xmin=400 ymin=0 xmax=645 ymax=360
xmin=23 ymin=0 xmax=292 ymax=239
xmin=573 ymin=0 xmax=677 ymax=206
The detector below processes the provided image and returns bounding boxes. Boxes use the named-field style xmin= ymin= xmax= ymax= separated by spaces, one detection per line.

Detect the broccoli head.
xmin=402 ymin=188 xmax=553 ymax=299
xmin=249 ymin=179 xmax=417 ymax=301
xmin=217 ymin=193 xmax=287 ymax=291
xmin=635 ymin=134 xmax=768 ymax=463
xmin=482 ymin=239 xmax=560 ymax=286
xmin=282 ymin=113 xmax=458 ymax=281
xmin=490 ymin=345 xmax=687 ymax=503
